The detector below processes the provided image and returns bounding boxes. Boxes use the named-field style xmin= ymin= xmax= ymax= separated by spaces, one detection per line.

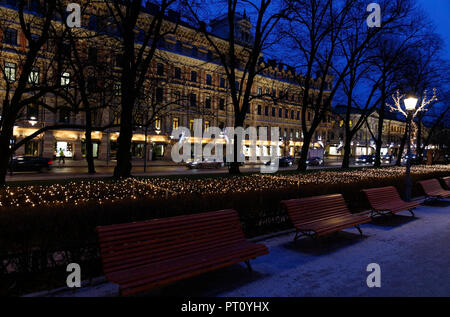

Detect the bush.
xmin=0 ymin=167 xmax=448 ymax=295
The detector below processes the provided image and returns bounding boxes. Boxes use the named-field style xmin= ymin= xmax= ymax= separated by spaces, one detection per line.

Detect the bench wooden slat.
xmin=418 ymin=179 xmax=450 ymax=199
xmin=442 ymin=176 xmax=450 ymax=190
xmin=96 ymin=209 xmax=269 ymax=295
xmin=281 ymin=194 xmax=370 ymax=238
xmin=362 ymin=186 xmax=419 ymax=216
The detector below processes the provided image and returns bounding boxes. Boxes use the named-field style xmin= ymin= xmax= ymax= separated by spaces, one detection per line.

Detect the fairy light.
xmin=0 ymin=165 xmax=449 ymax=209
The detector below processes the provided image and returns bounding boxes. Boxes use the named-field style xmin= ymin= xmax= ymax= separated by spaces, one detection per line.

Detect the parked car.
xmin=8 ymin=156 xmax=53 ymax=173
xmin=265 ymin=156 xmax=294 ymax=167
xmin=306 ymin=156 xmax=324 ymax=166
xmin=381 ymin=154 xmax=394 ymax=164
xmin=186 ymin=158 xmax=222 ymax=169
xmin=355 ymin=155 xmax=375 ymax=165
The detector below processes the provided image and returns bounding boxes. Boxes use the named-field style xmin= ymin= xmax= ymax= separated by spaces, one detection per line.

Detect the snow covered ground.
xmin=34 ymin=199 xmax=450 ymax=297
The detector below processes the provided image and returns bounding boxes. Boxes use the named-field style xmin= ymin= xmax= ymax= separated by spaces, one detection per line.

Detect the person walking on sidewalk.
xmin=58 ymin=148 xmax=65 ymax=166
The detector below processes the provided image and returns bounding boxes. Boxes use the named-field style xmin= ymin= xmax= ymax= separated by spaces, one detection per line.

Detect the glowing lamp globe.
xmin=404 ymin=96 xmax=418 ymax=111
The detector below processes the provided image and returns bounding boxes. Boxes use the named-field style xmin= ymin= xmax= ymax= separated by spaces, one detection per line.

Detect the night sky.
xmin=417 ymin=0 xmax=450 ymax=56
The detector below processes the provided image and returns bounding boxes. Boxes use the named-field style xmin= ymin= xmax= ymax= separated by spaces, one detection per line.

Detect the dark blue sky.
xmin=417 ymin=0 xmax=450 ymax=58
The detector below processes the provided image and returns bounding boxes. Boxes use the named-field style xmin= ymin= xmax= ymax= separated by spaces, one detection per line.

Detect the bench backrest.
xmin=362 ymin=186 xmax=403 ymax=209
xmin=281 ymin=194 xmax=350 ymax=226
xmin=442 ymin=177 xmax=450 ymax=190
xmin=96 ymin=209 xmax=246 ymax=274
xmin=418 ymin=179 xmax=444 ymax=194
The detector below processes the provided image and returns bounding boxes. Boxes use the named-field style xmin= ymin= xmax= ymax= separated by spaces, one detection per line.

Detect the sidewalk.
xmin=25 ymin=199 xmax=450 ymax=297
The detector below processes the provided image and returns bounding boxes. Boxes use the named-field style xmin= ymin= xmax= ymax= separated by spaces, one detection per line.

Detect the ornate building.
xmin=0 ymin=0 xmax=333 ymax=163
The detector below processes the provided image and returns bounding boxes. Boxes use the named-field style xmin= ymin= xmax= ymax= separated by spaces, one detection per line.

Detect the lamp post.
xmin=403 ymin=93 xmax=418 ymax=202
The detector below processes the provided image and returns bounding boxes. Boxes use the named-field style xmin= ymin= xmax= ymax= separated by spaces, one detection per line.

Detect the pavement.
xmin=27 ymin=198 xmax=450 ymax=297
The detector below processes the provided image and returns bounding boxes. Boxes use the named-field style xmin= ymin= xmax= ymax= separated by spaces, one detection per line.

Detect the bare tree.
xmin=104 ymin=0 xmax=179 ymax=178
xmin=185 ymin=0 xmax=286 ymax=174
xmin=0 ymin=0 xmax=59 ymax=185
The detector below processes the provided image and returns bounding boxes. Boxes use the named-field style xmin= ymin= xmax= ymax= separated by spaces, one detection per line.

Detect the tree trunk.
xmin=341 ymin=135 xmax=352 ymax=168
xmin=297 ymin=133 xmax=312 ymax=172
xmin=374 ymin=79 xmax=386 ymax=167
xmin=0 ymin=128 xmax=13 ymax=186
xmin=396 ymin=129 xmax=408 ymax=166
xmin=84 ymin=109 xmax=96 ymax=174
xmin=113 ymin=105 xmax=133 ymax=178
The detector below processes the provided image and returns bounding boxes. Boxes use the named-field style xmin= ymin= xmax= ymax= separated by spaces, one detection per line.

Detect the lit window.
xmin=172 ymin=118 xmax=179 ymax=130
xmin=61 ymin=72 xmax=70 ymax=86
xmin=189 ymin=119 xmax=194 ymax=131
xmin=5 ymin=62 xmax=16 ymax=82
xmin=204 ymin=120 xmax=210 ymax=130
xmin=28 ymin=67 xmax=40 ymax=84
xmin=155 ymin=118 xmax=161 ymax=130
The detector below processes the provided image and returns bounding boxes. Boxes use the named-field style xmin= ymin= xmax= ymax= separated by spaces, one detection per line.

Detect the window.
xmin=296 ymin=111 xmax=300 ymax=120
xmin=220 ymin=77 xmax=225 ymax=88
xmin=172 ymin=118 xmax=179 ymax=130
xmin=189 ymin=119 xmax=194 ymax=131
xmin=114 ymin=82 xmax=121 ymax=96
xmin=206 ymin=74 xmax=212 ymax=85
xmin=265 ymin=88 xmax=270 ymax=95
xmin=3 ymin=28 xmax=17 ymax=45
xmin=176 ymin=40 xmax=182 ymax=52
xmin=59 ymin=108 xmax=70 ymax=123
xmin=113 ymin=111 xmax=121 ymax=125
xmin=190 ymin=93 xmax=197 ymax=107
xmin=115 ymin=54 xmax=123 ymax=67
xmin=285 ymin=109 xmax=288 ymax=118
xmin=28 ymin=67 xmax=40 ymax=84
xmin=257 ymin=105 xmax=262 ymax=115
xmin=264 ymin=106 xmax=269 ymax=116
xmin=219 ymin=98 xmax=225 ymax=111
xmin=257 ymin=86 xmax=262 ymax=96
xmin=87 ymin=76 xmax=97 ymax=92
xmin=235 ymin=81 xmax=239 ymax=91
xmin=157 ymin=63 xmax=164 ymax=76
xmin=205 ymin=96 xmax=211 ymax=108
xmin=291 ymin=110 xmax=294 ymax=119
xmin=155 ymin=118 xmax=161 ymax=130
xmin=278 ymin=108 xmax=282 ymax=118
xmin=204 ymin=120 xmax=210 ymax=130
xmin=61 ymin=72 xmax=70 ymax=86
xmin=174 ymin=67 xmax=181 ymax=79
xmin=27 ymin=104 xmax=39 ymax=120
xmin=307 ymin=112 xmax=311 ymax=121
xmin=192 ymin=46 xmax=198 ymax=57
xmin=156 ymin=87 xmax=164 ymax=103
xmin=5 ymin=62 xmax=16 ymax=82
xmin=173 ymin=90 xmax=181 ymax=104
xmin=191 ymin=71 xmax=197 ymax=82
xmin=88 ymin=47 xmax=97 ymax=64
xmin=272 ymin=107 xmax=276 ymax=117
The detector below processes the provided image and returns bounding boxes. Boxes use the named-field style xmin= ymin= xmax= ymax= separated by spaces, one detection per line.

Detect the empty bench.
xmin=362 ymin=186 xmax=419 ymax=217
xmin=96 ymin=209 xmax=269 ymax=296
xmin=417 ymin=179 xmax=450 ymax=200
xmin=281 ymin=194 xmax=371 ymax=240
xmin=441 ymin=176 xmax=450 ymax=190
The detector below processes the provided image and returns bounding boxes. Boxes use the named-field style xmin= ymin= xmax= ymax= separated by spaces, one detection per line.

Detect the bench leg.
xmin=245 ymin=260 xmax=252 ymax=272
xmin=408 ymin=209 xmax=415 ymax=217
xmin=354 ymin=225 xmax=363 ymax=237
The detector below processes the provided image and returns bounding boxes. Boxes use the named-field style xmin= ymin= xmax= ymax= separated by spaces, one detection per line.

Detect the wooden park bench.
xmin=362 ymin=186 xmax=419 ymax=217
xmin=281 ymin=194 xmax=371 ymax=241
xmin=96 ymin=209 xmax=269 ymax=296
xmin=417 ymin=179 xmax=450 ymax=200
xmin=442 ymin=176 xmax=450 ymax=190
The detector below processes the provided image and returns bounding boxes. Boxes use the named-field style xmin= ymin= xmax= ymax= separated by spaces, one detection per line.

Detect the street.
xmin=5 ymin=159 xmax=394 ymax=182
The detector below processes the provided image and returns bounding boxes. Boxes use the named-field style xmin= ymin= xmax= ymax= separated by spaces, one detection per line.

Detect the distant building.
xmin=0 ymin=1 xmax=333 ymax=162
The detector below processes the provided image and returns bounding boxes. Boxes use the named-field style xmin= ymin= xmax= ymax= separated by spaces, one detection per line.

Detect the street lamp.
xmin=404 ymin=93 xmax=418 ymax=202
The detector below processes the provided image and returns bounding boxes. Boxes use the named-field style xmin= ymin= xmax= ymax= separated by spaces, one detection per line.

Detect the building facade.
xmin=0 ymin=1 xmax=334 ymax=163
